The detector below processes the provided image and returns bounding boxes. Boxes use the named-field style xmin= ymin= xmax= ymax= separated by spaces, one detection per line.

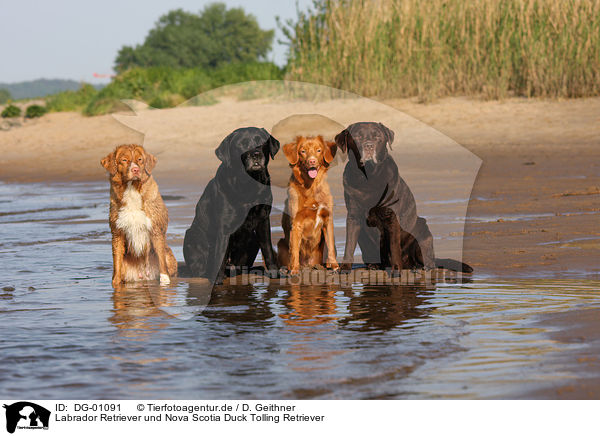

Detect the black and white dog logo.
xmin=3 ymin=402 xmax=50 ymax=434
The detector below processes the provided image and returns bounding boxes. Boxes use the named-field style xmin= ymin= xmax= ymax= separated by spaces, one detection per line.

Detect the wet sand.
xmin=524 ymin=308 xmax=600 ymax=399
xmin=389 ymin=97 xmax=600 ymax=278
xmin=1 ymin=94 xmax=599 ymax=399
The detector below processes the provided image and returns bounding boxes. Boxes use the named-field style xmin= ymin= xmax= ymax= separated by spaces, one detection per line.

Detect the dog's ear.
xmin=101 ymin=151 xmax=117 ymax=176
xmin=215 ymin=134 xmax=232 ymax=165
xmin=263 ymin=129 xmax=280 ymax=160
xmin=145 ymin=151 xmax=157 ymax=174
xmin=379 ymin=123 xmax=395 ymax=149
xmin=323 ymin=139 xmax=337 ymax=164
xmin=334 ymin=129 xmax=352 ymax=153
xmin=283 ymin=138 xmax=300 ymax=165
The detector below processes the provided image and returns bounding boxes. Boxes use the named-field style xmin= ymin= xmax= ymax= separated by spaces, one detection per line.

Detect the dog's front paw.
xmin=327 ymin=261 xmax=339 ymax=272
xmin=160 ymin=274 xmax=170 ymax=285
xmin=340 ymin=263 xmax=353 ymax=273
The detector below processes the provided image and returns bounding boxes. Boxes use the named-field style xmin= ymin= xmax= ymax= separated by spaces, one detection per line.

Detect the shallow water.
xmin=1 ymin=181 xmax=599 ymax=399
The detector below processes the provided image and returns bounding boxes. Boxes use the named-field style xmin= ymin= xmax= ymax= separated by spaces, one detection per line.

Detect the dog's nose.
xmin=307 ymin=157 xmax=318 ymax=166
xmin=131 ymin=165 xmax=140 ymax=175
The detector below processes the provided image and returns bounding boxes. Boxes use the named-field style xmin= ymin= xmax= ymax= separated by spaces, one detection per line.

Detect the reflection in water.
xmin=280 ymin=285 xmax=338 ymax=326
xmin=111 ymin=279 xmax=215 ymax=335
xmin=195 ymin=282 xmax=435 ymax=331
xmin=123 ymin=280 xmax=438 ymax=380
xmin=279 ymin=285 xmax=342 ymax=373
xmin=3 ymin=181 xmax=600 ymax=399
xmin=201 ymin=283 xmax=278 ymax=325
xmin=339 ymin=285 xmax=434 ymax=331
xmin=110 ymin=285 xmax=168 ymax=338
xmin=94 ymin=278 xmax=600 ymax=399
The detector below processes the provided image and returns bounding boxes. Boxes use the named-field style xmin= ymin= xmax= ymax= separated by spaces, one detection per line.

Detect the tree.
xmin=0 ymin=89 xmax=11 ymax=104
xmin=115 ymin=3 xmax=274 ymax=72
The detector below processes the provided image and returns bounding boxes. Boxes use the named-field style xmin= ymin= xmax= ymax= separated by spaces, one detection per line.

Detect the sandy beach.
xmin=1 ymin=92 xmax=600 ymax=400
xmin=1 ymin=94 xmax=598 ymax=278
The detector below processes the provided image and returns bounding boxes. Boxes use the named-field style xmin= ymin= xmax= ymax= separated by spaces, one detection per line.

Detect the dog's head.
xmin=215 ymin=127 xmax=280 ymax=176
xmin=335 ymin=122 xmax=394 ymax=170
xmin=282 ymin=135 xmax=336 ymax=181
xmin=101 ymin=144 xmax=157 ymax=184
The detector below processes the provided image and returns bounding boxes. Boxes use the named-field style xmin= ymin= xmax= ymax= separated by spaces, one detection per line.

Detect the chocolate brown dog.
xmin=366 ymin=185 xmax=431 ymax=273
xmin=335 ymin=122 xmax=472 ymax=273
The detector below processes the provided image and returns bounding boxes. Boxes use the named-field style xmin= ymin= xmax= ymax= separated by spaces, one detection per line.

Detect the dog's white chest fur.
xmin=116 ymin=182 xmax=152 ymax=256
xmin=314 ymin=204 xmax=327 ymax=229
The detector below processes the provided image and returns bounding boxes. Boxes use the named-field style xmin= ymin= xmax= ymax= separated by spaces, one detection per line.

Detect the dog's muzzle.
xmin=360 ymin=142 xmax=377 ymax=164
xmin=128 ymin=163 xmax=141 ymax=180
xmin=246 ymin=158 xmax=264 ymax=171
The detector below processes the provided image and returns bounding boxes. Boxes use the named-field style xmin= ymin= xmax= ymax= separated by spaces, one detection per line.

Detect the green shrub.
xmin=25 ymin=104 xmax=47 ymax=118
xmin=174 ymin=69 xmax=213 ymax=99
xmin=83 ymin=98 xmax=133 ymax=117
xmin=149 ymin=92 xmax=186 ymax=109
xmin=185 ymin=93 xmax=219 ymax=106
xmin=83 ymin=62 xmax=284 ymax=115
xmin=1 ymin=104 xmax=21 ymax=118
xmin=46 ymin=84 xmax=98 ymax=112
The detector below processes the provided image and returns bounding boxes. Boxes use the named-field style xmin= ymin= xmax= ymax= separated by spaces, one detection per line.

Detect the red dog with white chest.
xmin=101 ymin=144 xmax=177 ymax=287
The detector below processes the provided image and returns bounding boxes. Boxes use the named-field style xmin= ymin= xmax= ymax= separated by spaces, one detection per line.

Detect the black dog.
xmin=183 ymin=127 xmax=280 ymax=284
xmin=335 ymin=122 xmax=472 ymax=273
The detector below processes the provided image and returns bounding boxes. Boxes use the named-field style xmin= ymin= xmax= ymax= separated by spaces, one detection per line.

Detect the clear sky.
xmin=0 ymin=0 xmax=313 ymax=84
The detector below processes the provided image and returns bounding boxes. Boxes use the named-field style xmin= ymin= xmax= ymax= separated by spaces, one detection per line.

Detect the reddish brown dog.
xmin=277 ymin=136 xmax=339 ymax=275
xmin=101 ymin=144 xmax=177 ymax=287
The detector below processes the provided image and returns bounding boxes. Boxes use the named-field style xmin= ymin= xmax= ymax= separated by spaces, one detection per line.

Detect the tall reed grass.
xmin=283 ymin=0 xmax=600 ymax=100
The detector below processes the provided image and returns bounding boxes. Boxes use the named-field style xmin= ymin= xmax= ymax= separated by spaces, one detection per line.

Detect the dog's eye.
xmin=137 ymin=157 xmax=143 ymax=162
xmin=300 ymin=150 xmax=306 ymax=154
xmin=317 ymin=149 xmax=321 ymax=153
xmin=121 ymin=158 xmax=127 ymax=163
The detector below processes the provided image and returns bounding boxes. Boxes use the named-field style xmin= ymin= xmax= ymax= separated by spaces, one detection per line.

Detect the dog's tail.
xmin=435 ymin=258 xmax=473 ymax=274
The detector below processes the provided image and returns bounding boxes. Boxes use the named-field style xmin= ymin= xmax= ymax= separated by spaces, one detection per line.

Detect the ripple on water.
xmin=1 ymin=181 xmax=599 ymax=399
